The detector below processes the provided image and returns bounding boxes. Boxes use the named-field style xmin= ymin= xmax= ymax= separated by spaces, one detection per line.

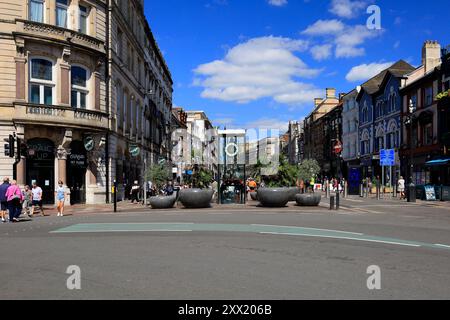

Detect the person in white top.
xmin=31 ymin=183 xmax=46 ymax=217
xmin=398 ymin=176 xmax=406 ymax=200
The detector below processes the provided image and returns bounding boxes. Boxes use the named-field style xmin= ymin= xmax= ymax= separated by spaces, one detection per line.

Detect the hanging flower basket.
xmin=436 ymin=89 xmax=450 ymax=101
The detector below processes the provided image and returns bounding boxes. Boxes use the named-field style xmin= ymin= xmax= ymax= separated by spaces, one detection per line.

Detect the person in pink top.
xmin=5 ymin=180 xmax=23 ymax=223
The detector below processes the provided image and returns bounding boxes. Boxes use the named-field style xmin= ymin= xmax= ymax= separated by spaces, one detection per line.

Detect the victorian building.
xmin=322 ymin=100 xmax=343 ymax=179
xmin=356 ymin=60 xmax=415 ymax=182
xmin=0 ymin=0 xmax=172 ymax=204
xmin=400 ymin=41 xmax=448 ymax=186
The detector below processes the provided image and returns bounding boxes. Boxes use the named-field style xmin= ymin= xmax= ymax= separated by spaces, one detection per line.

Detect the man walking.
xmin=130 ymin=180 xmax=140 ymax=204
xmin=31 ymin=183 xmax=46 ymax=217
xmin=0 ymin=177 xmax=10 ymax=223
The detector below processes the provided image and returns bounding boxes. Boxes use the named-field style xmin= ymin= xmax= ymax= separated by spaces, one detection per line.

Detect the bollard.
xmin=335 ymin=191 xmax=340 ymax=210
xmin=113 ymin=180 xmax=118 ymax=213
xmin=326 ymin=184 xmax=330 ymax=199
xmin=344 ymin=182 xmax=348 ymax=199
xmin=360 ymin=184 xmax=364 ymax=198
xmin=330 ymin=196 xmax=335 ymax=210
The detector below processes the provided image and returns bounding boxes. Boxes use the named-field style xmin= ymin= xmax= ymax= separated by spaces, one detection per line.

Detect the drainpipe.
xmin=105 ymin=0 xmax=111 ymax=204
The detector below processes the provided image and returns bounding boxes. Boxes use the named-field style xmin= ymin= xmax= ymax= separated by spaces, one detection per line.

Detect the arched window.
xmin=71 ymin=66 xmax=89 ymax=109
xmin=389 ymin=93 xmax=397 ymax=113
xmin=29 ymin=58 xmax=54 ymax=105
xmin=375 ymin=126 xmax=384 ymax=152
xmin=361 ymin=130 xmax=370 ymax=155
xmin=386 ymin=120 xmax=398 ymax=149
xmin=362 ymin=102 xmax=369 ymax=123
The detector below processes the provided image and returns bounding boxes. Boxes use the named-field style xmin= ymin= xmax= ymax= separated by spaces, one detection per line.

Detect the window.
xmin=56 ymin=0 xmax=68 ymax=28
xmin=79 ymin=5 xmax=88 ymax=34
xmin=29 ymin=58 xmax=54 ymax=105
xmin=29 ymin=0 xmax=44 ymax=23
xmin=410 ymin=93 xmax=418 ymax=110
xmin=424 ymin=86 xmax=433 ymax=107
xmin=123 ymin=91 xmax=128 ymax=131
xmin=423 ymin=123 xmax=433 ymax=146
xmin=116 ymin=28 xmax=123 ymax=59
xmin=375 ymin=136 xmax=384 ymax=152
xmin=71 ymin=66 xmax=89 ymax=109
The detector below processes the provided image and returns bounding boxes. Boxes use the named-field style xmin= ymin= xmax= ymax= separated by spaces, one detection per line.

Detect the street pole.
xmin=113 ymin=180 xmax=117 ymax=213
xmin=143 ymin=153 xmax=147 ymax=206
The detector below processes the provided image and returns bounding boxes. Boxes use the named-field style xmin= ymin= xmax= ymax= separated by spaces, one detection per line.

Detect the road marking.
xmin=50 ymin=229 xmax=193 ymax=234
xmin=435 ymin=244 xmax=450 ymax=249
xmin=252 ymin=224 xmax=364 ymax=236
xmin=259 ymin=232 xmax=422 ymax=248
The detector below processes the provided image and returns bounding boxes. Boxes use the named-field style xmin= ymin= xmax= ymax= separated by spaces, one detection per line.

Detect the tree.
xmin=298 ymin=159 xmax=320 ymax=182
xmin=264 ymin=155 xmax=300 ymax=188
xmin=193 ymin=167 xmax=213 ymax=189
xmin=147 ymin=164 xmax=171 ymax=192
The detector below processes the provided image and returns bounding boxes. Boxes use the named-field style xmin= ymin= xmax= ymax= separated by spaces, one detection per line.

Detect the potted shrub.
xmin=179 ymin=167 xmax=214 ymax=208
xmin=146 ymin=164 xmax=175 ymax=209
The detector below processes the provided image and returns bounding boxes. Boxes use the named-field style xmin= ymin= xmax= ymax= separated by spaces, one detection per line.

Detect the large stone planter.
xmin=257 ymin=188 xmax=290 ymax=207
xmin=179 ymin=189 xmax=214 ymax=209
xmin=250 ymin=191 xmax=258 ymax=201
xmin=295 ymin=194 xmax=322 ymax=207
xmin=149 ymin=195 xmax=177 ymax=209
xmin=288 ymin=187 xmax=301 ymax=201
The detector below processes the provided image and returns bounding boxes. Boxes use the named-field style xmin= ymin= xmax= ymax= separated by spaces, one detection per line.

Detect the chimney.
xmin=422 ymin=40 xmax=441 ymax=73
xmin=314 ymin=98 xmax=324 ymax=107
xmin=326 ymin=88 xmax=336 ymax=99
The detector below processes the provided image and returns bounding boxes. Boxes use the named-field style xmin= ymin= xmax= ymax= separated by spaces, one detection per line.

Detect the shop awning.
xmin=425 ymin=158 xmax=450 ymax=167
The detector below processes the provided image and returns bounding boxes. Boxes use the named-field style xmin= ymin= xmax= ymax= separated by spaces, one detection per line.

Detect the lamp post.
xmin=406 ymin=99 xmax=417 ymax=202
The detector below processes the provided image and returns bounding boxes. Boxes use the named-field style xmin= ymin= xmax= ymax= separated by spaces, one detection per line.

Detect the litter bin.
xmin=407 ymin=183 xmax=416 ymax=203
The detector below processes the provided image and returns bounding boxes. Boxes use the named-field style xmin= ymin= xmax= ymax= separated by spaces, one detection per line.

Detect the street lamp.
xmin=405 ymin=98 xmax=417 ymax=202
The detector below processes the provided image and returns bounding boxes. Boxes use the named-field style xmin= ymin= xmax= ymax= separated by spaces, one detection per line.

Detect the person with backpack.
xmin=5 ymin=180 xmax=23 ymax=223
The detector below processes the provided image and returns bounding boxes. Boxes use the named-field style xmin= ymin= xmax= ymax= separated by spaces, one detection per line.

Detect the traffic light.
xmin=3 ymin=135 xmax=14 ymax=158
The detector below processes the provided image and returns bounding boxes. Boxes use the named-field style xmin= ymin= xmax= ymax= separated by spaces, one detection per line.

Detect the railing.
xmin=16 ymin=20 xmax=105 ymax=53
xmin=13 ymin=103 xmax=109 ymax=130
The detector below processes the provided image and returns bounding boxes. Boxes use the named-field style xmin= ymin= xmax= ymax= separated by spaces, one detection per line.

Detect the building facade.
xmin=322 ymin=101 xmax=343 ymax=179
xmin=0 ymin=0 xmax=172 ymax=204
xmin=400 ymin=41 xmax=448 ymax=186
xmin=356 ymin=60 xmax=415 ymax=182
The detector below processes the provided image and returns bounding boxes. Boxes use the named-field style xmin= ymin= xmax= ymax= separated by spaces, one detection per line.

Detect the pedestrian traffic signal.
xmin=3 ymin=135 xmax=14 ymax=158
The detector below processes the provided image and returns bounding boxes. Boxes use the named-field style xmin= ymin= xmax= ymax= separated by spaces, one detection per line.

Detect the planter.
xmin=288 ymin=187 xmax=301 ymax=201
xmin=257 ymin=188 xmax=290 ymax=207
xmin=250 ymin=191 xmax=258 ymax=201
xmin=296 ymin=194 xmax=322 ymax=207
xmin=149 ymin=195 xmax=177 ymax=209
xmin=179 ymin=189 xmax=214 ymax=208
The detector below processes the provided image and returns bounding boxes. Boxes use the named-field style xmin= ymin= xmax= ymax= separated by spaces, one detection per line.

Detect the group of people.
xmin=0 ymin=177 xmax=67 ymax=223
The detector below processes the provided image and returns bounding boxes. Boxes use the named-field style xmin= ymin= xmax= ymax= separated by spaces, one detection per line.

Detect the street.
xmin=1 ymin=197 xmax=450 ymax=300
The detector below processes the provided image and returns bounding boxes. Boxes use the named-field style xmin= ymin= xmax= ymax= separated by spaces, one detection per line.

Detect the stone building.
xmin=0 ymin=0 xmax=172 ymax=204
xmin=303 ymin=88 xmax=340 ymax=173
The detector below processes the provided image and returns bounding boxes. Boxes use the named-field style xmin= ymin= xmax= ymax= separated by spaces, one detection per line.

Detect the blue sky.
xmin=145 ymin=0 xmax=450 ymax=132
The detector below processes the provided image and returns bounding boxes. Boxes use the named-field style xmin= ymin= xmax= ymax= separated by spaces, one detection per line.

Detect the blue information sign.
xmin=380 ymin=149 xmax=395 ymax=167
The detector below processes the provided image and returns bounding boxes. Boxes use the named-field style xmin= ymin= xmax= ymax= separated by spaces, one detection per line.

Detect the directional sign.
xmin=380 ymin=149 xmax=395 ymax=167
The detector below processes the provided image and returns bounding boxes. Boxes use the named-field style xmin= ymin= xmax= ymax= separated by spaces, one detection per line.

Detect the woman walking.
xmin=22 ymin=185 xmax=32 ymax=217
xmin=55 ymin=181 xmax=66 ymax=217
xmin=5 ymin=180 xmax=23 ymax=223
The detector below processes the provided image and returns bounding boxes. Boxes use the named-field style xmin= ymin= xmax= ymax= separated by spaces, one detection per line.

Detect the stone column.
xmin=56 ymin=147 xmax=68 ymax=185
xmin=16 ymin=156 xmax=26 ymax=186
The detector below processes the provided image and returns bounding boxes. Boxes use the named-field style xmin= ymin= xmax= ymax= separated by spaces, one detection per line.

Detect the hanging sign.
xmin=84 ymin=136 xmax=95 ymax=152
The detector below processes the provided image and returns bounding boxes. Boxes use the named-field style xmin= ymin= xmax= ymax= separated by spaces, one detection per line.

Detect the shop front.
xmin=26 ymin=138 xmax=55 ymax=205
xmin=67 ymin=141 xmax=87 ymax=205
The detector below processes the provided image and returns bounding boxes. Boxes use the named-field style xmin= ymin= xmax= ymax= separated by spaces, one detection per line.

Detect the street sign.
xmin=83 ymin=136 xmax=95 ymax=152
xmin=158 ymin=157 xmax=166 ymax=165
xmin=380 ymin=149 xmax=395 ymax=167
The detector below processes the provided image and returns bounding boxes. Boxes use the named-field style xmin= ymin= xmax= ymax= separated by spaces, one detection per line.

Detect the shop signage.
xmin=130 ymin=145 xmax=140 ymax=157
xmin=27 ymin=140 xmax=54 ymax=160
xmin=84 ymin=136 xmax=95 ymax=152
xmin=69 ymin=153 xmax=87 ymax=168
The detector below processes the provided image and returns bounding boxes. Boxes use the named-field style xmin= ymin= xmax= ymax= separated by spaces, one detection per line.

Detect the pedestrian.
xmin=211 ymin=179 xmax=218 ymax=201
xmin=5 ymin=180 xmax=23 ymax=223
xmin=22 ymin=185 xmax=32 ymax=217
xmin=130 ymin=180 xmax=140 ymax=203
xmin=31 ymin=183 xmax=46 ymax=217
xmin=310 ymin=176 xmax=315 ymax=193
xmin=398 ymin=176 xmax=406 ymax=200
xmin=55 ymin=181 xmax=66 ymax=217
xmin=164 ymin=181 xmax=174 ymax=196
xmin=0 ymin=177 xmax=10 ymax=223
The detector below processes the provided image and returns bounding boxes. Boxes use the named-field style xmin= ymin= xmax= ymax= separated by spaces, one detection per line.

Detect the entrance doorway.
xmin=67 ymin=141 xmax=87 ymax=205
xmin=26 ymin=138 xmax=55 ymax=205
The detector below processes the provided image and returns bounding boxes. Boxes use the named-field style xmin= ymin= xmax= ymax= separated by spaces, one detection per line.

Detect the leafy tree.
xmin=297 ymin=159 xmax=320 ymax=182
xmin=264 ymin=155 xmax=300 ymax=188
xmin=193 ymin=167 xmax=213 ymax=189
xmin=147 ymin=164 xmax=171 ymax=191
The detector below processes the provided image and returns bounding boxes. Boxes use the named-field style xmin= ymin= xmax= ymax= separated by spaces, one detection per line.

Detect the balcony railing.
xmin=16 ymin=20 xmax=105 ymax=54
xmin=13 ymin=103 xmax=109 ymax=130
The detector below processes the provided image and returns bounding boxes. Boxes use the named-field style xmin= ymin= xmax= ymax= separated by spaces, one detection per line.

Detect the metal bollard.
xmin=335 ymin=191 xmax=340 ymax=210
xmin=360 ymin=184 xmax=364 ymax=197
xmin=376 ymin=185 xmax=381 ymax=200
xmin=113 ymin=180 xmax=118 ymax=213
xmin=330 ymin=196 xmax=335 ymax=210
xmin=326 ymin=184 xmax=330 ymax=199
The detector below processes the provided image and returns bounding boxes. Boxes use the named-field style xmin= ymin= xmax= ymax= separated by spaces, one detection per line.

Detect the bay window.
xmin=56 ymin=0 xmax=68 ymax=28
xmin=29 ymin=0 xmax=44 ymax=23
xmin=29 ymin=58 xmax=54 ymax=105
xmin=71 ymin=66 xmax=89 ymax=109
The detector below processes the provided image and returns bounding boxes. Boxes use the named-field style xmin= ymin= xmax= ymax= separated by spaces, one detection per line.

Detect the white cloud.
xmin=310 ymin=44 xmax=333 ymax=61
xmin=345 ymin=61 xmax=394 ymax=82
xmin=301 ymin=19 xmax=346 ymax=36
xmin=268 ymin=0 xmax=288 ymax=6
xmin=245 ymin=117 xmax=289 ymax=132
xmin=329 ymin=0 xmax=368 ymax=19
xmin=302 ymin=20 xmax=383 ymax=58
xmin=194 ymin=36 xmax=323 ymax=105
